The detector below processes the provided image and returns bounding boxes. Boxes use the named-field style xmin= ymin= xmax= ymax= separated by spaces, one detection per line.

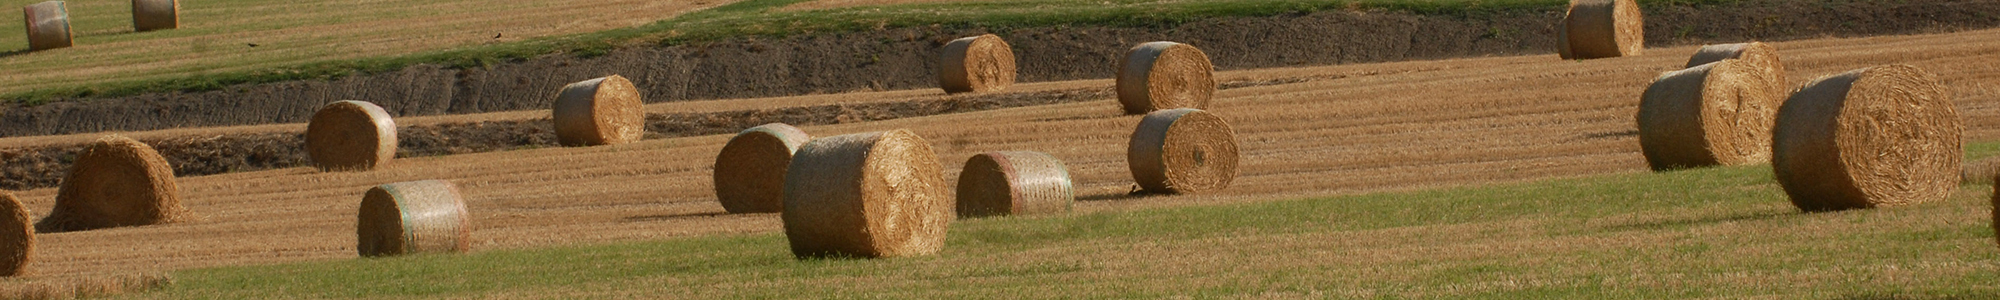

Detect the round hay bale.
xmin=1772 ymin=65 xmax=1961 ymax=212
xmin=938 ymin=34 xmax=1017 ymax=94
xmin=0 ymin=193 xmax=32 ymax=277
xmin=713 ymin=123 xmax=812 ymax=214
xmin=130 ymin=0 xmax=178 ymax=32
xmin=356 ymin=180 xmax=470 ymax=257
xmin=306 ymin=100 xmax=398 ymax=172
xmin=1636 ymin=59 xmax=1781 ymax=170
xmin=1117 ymin=41 xmax=1216 ymax=115
xmin=553 ymin=75 xmax=645 ymax=147
xmin=1686 ymin=42 xmax=1788 ymax=100
xmin=956 ymin=151 xmax=1073 ymax=218
xmin=781 ymin=129 xmax=948 ymax=259
xmin=36 ymin=135 xmax=187 ymax=233
xmin=1129 ymin=108 xmax=1239 ymax=194
xmin=23 ymin=1 xmax=72 ymax=51
xmin=1962 ymin=156 xmax=2000 ymax=185
xmin=1559 ymin=0 xmax=1643 ymax=59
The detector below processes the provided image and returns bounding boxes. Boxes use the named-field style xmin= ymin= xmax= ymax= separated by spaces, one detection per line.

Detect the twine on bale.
xmin=23 ymin=1 xmax=71 ymax=51
xmin=553 ymin=75 xmax=645 ymax=147
xmin=1129 ymin=108 xmax=1239 ymax=194
xmin=956 ymin=151 xmax=1073 ymax=218
xmin=938 ymin=34 xmax=1017 ymax=94
xmin=0 ymin=193 xmax=31 ymax=277
xmin=1636 ymin=59 xmax=1781 ymax=170
xmin=306 ymin=100 xmax=398 ymax=172
xmin=1559 ymin=0 xmax=1642 ymax=59
xmin=714 ymin=123 xmax=812 ymax=214
xmin=1772 ymin=65 xmax=1961 ymax=212
xmin=36 ymin=135 xmax=188 ymax=233
xmin=356 ymin=180 xmax=470 ymax=257
xmin=1687 ymin=42 xmax=1788 ymax=101
xmin=130 ymin=0 xmax=178 ymax=32
xmin=1117 ymin=41 xmax=1216 ymax=114
xmin=782 ymin=129 xmax=949 ymax=259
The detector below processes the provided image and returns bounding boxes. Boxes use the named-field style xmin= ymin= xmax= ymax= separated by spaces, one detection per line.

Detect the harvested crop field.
xmin=4 ymin=28 xmax=2000 ymax=293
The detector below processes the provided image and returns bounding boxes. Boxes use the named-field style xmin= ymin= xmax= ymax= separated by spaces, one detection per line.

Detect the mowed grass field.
xmin=1 ymin=26 xmax=1999 ymax=297
xmin=0 ymin=0 xmax=731 ymax=98
xmin=139 ymin=164 xmax=2000 ymax=298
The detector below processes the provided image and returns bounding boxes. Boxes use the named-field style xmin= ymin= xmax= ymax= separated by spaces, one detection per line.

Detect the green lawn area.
xmin=123 ymin=145 xmax=2000 ymax=299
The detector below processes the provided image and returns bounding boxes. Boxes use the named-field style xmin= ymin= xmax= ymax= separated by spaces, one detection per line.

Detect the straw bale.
xmin=1559 ymin=0 xmax=1642 ymax=59
xmin=0 ymin=193 xmax=30 ymax=277
xmin=1962 ymin=156 xmax=2000 ymax=185
xmin=956 ymin=151 xmax=1073 ymax=218
xmin=36 ymin=135 xmax=187 ymax=233
xmin=1129 ymin=108 xmax=1239 ymax=194
xmin=938 ymin=34 xmax=1016 ymax=94
xmin=553 ymin=75 xmax=645 ymax=146
xmin=1687 ymin=42 xmax=1788 ymax=100
xmin=1117 ymin=41 xmax=1215 ymax=114
xmin=781 ymin=129 xmax=948 ymax=259
xmin=306 ymin=100 xmax=398 ymax=172
xmin=356 ymin=180 xmax=470 ymax=257
xmin=1636 ymin=59 xmax=1781 ymax=170
xmin=714 ymin=123 xmax=812 ymax=214
xmin=24 ymin=1 xmax=71 ymax=51
xmin=1772 ymin=65 xmax=1961 ymax=211
xmin=131 ymin=0 xmax=178 ymax=32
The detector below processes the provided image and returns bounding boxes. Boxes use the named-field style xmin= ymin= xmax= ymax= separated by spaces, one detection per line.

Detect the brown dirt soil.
xmin=4 ymin=0 xmax=1998 ymax=137
xmin=1 ymin=27 xmax=1998 ymax=292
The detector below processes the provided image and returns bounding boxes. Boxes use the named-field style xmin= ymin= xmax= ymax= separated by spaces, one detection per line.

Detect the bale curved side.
xmin=553 ymin=75 xmax=646 ymax=147
xmin=1637 ymin=59 xmax=1780 ymax=170
xmin=938 ymin=34 xmax=1017 ymax=94
xmin=306 ymin=100 xmax=398 ymax=172
xmin=1129 ymin=108 xmax=1240 ymax=194
xmin=1561 ymin=0 xmax=1642 ymax=59
xmin=782 ymin=129 xmax=948 ymax=259
xmin=714 ymin=123 xmax=812 ymax=214
xmin=1772 ymin=65 xmax=1960 ymax=212
xmin=36 ymin=135 xmax=187 ymax=233
xmin=0 ymin=193 xmax=32 ymax=277
xmin=1117 ymin=41 xmax=1216 ymax=114
xmin=131 ymin=0 xmax=178 ymax=32
xmin=356 ymin=180 xmax=470 ymax=257
xmin=1687 ymin=42 xmax=1788 ymax=101
xmin=956 ymin=151 xmax=1074 ymax=218
xmin=24 ymin=1 xmax=72 ymax=51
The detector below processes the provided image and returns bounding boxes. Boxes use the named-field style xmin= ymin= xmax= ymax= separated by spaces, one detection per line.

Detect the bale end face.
xmin=781 ymin=129 xmax=949 ymax=259
xmin=1636 ymin=59 xmax=1781 ymax=170
xmin=0 ymin=193 xmax=33 ymax=277
xmin=956 ymin=151 xmax=1074 ymax=218
xmin=36 ymin=135 xmax=187 ymax=233
xmin=1129 ymin=108 xmax=1240 ymax=194
xmin=714 ymin=123 xmax=812 ymax=214
xmin=553 ymin=75 xmax=646 ymax=147
xmin=1117 ymin=41 xmax=1216 ymax=114
xmin=938 ymin=34 xmax=1017 ymax=94
xmin=357 ymin=180 xmax=470 ymax=257
xmin=1559 ymin=0 xmax=1643 ymax=59
xmin=306 ymin=100 xmax=398 ymax=172
xmin=24 ymin=1 xmax=72 ymax=51
xmin=131 ymin=0 xmax=179 ymax=31
xmin=1773 ymin=65 xmax=1961 ymax=212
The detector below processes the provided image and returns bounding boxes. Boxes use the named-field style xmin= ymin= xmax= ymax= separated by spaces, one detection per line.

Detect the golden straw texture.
xmin=1686 ymin=42 xmax=1789 ymax=101
xmin=356 ymin=180 xmax=470 ymax=257
xmin=1129 ymin=108 xmax=1240 ymax=194
xmin=23 ymin=1 xmax=71 ymax=51
xmin=36 ymin=135 xmax=187 ymax=233
xmin=782 ymin=129 xmax=949 ymax=259
xmin=938 ymin=34 xmax=1017 ymax=94
xmin=1559 ymin=0 xmax=1643 ymax=59
xmin=1637 ymin=59 xmax=1781 ymax=170
xmin=1117 ymin=41 xmax=1216 ymax=114
xmin=0 ymin=193 xmax=30 ymax=277
xmin=306 ymin=100 xmax=398 ymax=172
xmin=1772 ymin=65 xmax=1961 ymax=212
xmin=553 ymin=75 xmax=646 ymax=147
xmin=130 ymin=0 xmax=178 ymax=32
xmin=956 ymin=151 xmax=1074 ymax=218
xmin=714 ymin=123 xmax=812 ymax=214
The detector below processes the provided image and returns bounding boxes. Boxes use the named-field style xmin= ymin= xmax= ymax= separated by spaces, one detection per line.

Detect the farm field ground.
xmin=2 ymin=25 xmax=2000 ymax=297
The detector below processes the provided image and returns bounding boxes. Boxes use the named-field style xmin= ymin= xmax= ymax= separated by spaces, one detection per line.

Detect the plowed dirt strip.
xmin=4 ymin=29 xmax=2000 ymax=289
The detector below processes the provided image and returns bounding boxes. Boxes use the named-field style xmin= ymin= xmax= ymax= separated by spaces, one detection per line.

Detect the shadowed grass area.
xmin=127 ymin=154 xmax=2000 ymax=298
xmin=0 ymin=0 xmax=1744 ymax=104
